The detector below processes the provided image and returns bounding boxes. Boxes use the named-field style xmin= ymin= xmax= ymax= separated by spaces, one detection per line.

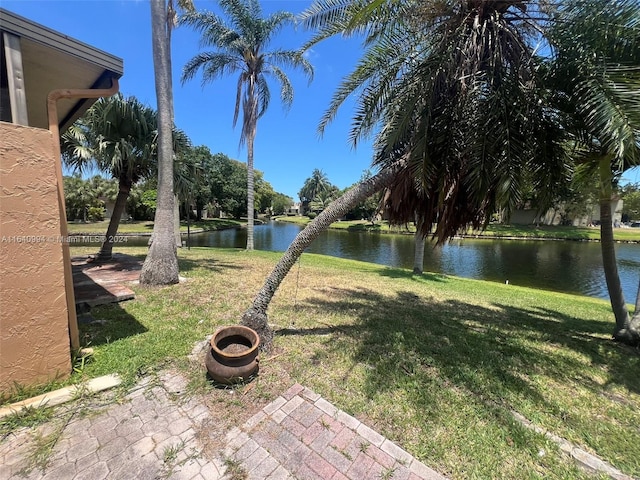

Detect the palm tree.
xmin=63 ymin=175 xmax=93 ymax=222
xmin=545 ymin=0 xmax=640 ymax=345
xmin=62 ymin=94 xmax=158 ymax=261
xmin=173 ymin=143 xmax=205 ymax=223
xmin=180 ymin=0 xmax=313 ymax=250
xmin=242 ymin=0 xmax=569 ymax=346
xmin=141 ymin=0 xmax=195 ymax=285
xmin=299 ymin=169 xmax=331 ymax=214
xmin=309 ymin=190 xmax=337 ymax=214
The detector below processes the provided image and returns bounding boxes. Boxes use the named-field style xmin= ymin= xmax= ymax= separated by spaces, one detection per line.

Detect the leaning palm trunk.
xmin=598 ymin=159 xmax=638 ymax=345
xmin=241 ymin=161 xmax=404 ymax=346
xmin=140 ymin=0 xmax=179 ymax=285
xmin=97 ymin=179 xmax=130 ymax=261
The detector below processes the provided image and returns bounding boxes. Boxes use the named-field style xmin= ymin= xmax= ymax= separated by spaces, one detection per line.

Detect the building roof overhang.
xmin=0 ymin=8 xmax=123 ymax=133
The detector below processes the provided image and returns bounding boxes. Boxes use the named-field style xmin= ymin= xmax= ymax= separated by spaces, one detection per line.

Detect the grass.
xmin=3 ymin=246 xmax=639 ymax=479
xmin=223 ymin=457 xmax=248 ymax=480
xmin=66 ymin=218 xmax=242 ymax=235
xmin=274 ymin=216 xmax=640 ymax=242
xmin=67 ymin=215 xmax=640 ymax=242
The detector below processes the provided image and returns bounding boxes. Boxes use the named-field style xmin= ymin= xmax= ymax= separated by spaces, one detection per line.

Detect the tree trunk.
xmin=97 ymin=179 xmax=130 ymax=261
xmin=174 ymin=194 xmax=182 ymax=248
xmin=140 ymin=0 xmax=179 ymax=285
xmin=241 ymin=161 xmax=404 ymax=346
xmin=635 ymin=277 xmax=640 ymax=317
xmin=413 ymin=214 xmax=425 ymax=274
xmin=598 ymin=157 xmax=637 ymax=345
xmin=245 ymin=80 xmax=257 ymax=251
xmin=246 ymin=136 xmax=255 ymax=250
xmin=617 ymin=276 xmax=640 ymax=346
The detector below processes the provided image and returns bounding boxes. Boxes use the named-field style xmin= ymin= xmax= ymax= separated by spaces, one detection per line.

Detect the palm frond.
xmin=260 ymin=11 xmax=296 ymax=46
xmin=264 ymin=66 xmax=291 ymax=110
xmin=255 ymin=75 xmax=271 ymax=118
xmin=181 ymin=52 xmax=242 ymax=86
xmin=182 ymin=0 xmax=311 ymax=151
xmin=265 ymin=50 xmax=314 ymax=83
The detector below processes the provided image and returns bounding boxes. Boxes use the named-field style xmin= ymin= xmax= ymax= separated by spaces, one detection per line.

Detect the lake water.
xmin=130 ymin=221 xmax=640 ymax=301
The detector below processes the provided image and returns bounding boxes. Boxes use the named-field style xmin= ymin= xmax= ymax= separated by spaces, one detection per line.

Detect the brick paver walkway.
xmin=0 ymin=373 xmax=446 ymax=480
xmin=226 ymin=383 xmax=444 ymax=480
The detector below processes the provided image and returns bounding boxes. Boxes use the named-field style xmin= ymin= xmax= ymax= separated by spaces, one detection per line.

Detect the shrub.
xmin=87 ymin=206 xmax=105 ymax=222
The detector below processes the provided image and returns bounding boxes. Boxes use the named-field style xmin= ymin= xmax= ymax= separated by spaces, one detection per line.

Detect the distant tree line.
xmin=297 ymin=169 xmax=640 ymax=227
xmin=620 ymin=183 xmax=640 ymax=223
xmin=64 ymin=146 xmax=293 ymax=223
xmin=64 ymin=175 xmax=117 ymax=222
xmin=186 ymin=146 xmax=293 ymax=220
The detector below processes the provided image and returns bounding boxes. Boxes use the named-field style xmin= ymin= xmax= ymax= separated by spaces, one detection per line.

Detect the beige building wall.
xmin=0 ymin=122 xmax=72 ymax=393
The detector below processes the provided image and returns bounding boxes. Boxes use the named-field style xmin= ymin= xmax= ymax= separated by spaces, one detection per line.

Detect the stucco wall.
xmin=0 ymin=122 xmax=71 ymax=393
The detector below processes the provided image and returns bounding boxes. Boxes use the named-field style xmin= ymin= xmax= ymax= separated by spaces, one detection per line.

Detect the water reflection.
xmin=120 ymin=221 xmax=640 ymax=301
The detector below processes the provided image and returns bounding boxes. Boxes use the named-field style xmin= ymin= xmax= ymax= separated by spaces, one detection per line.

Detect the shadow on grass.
xmin=279 ymin=287 xmax=639 ymax=407
xmin=177 ymin=257 xmax=245 ymax=273
xmin=376 ymin=268 xmax=449 ymax=283
xmin=79 ymin=302 xmax=147 ymax=347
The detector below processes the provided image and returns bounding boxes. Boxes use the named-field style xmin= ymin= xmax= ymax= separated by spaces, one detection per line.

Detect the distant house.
xmin=511 ymin=198 xmax=624 ymax=226
xmin=103 ymin=198 xmax=130 ymax=222
xmin=0 ymin=8 xmax=123 ymax=393
xmin=286 ymin=202 xmax=301 ymax=216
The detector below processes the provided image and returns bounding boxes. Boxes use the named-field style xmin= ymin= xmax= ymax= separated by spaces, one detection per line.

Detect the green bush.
xmin=87 ymin=206 xmax=105 ymax=222
xmin=307 ymin=212 xmax=317 ymax=219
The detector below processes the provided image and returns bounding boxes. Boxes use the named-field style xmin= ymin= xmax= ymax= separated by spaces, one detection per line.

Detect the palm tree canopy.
xmin=545 ymin=0 xmax=640 ymax=174
xmin=62 ymin=93 xmax=159 ymax=187
xmin=302 ymin=0 xmax=569 ymax=243
xmin=180 ymin=0 xmax=314 ymax=145
xmin=299 ymin=168 xmax=331 ymax=202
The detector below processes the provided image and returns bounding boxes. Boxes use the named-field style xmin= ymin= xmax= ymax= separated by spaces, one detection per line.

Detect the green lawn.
xmin=275 ymin=216 xmax=640 ymax=242
xmin=66 ymin=218 xmax=242 ymax=235
xmin=66 ymin=216 xmax=640 ymax=242
xmin=4 ymin=246 xmax=637 ymax=479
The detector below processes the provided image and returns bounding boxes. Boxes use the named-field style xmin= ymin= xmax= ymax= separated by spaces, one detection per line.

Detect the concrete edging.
xmin=511 ymin=410 xmax=634 ymax=480
xmin=0 ymin=373 xmax=121 ymax=419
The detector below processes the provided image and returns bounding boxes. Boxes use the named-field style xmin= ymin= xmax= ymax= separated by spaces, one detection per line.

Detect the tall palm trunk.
xmin=413 ymin=214 xmax=425 ymax=274
xmin=97 ymin=176 xmax=131 ymax=260
xmin=166 ymin=1 xmax=184 ymax=248
xmin=140 ymin=0 xmax=179 ymax=285
xmin=246 ymin=135 xmax=255 ymax=250
xmin=598 ymin=157 xmax=638 ymax=345
xmin=246 ymin=78 xmax=258 ymax=251
xmin=241 ymin=161 xmax=404 ymax=346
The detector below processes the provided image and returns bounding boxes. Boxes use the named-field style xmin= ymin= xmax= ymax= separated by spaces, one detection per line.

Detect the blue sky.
xmin=3 ymin=0 xmax=639 ymax=199
xmin=3 ymin=0 xmax=374 ymax=200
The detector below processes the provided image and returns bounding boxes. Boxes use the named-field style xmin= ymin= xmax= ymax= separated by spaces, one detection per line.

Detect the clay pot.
xmin=205 ymin=325 xmax=260 ymax=384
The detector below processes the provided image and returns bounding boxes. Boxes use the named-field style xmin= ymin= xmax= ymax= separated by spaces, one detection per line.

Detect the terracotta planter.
xmin=205 ymin=325 xmax=260 ymax=384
